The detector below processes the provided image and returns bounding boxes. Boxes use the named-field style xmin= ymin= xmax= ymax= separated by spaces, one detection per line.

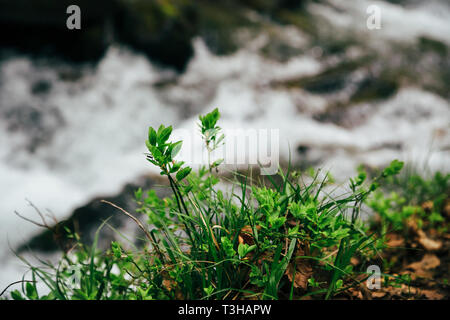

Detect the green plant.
xmin=367 ymin=167 xmax=449 ymax=235
xmin=6 ymin=108 xmax=413 ymax=300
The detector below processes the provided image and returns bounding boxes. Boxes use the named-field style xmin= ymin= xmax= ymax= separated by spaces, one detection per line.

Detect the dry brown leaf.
xmin=417 ymin=229 xmax=443 ymax=251
xmin=407 ymin=253 xmax=440 ymax=270
xmin=371 ymin=291 xmax=387 ymax=299
xmin=348 ymin=288 xmax=360 ymax=297
xmin=420 ymin=289 xmax=444 ymax=300
xmin=444 ymin=200 xmax=450 ymax=218
xmin=405 ymin=253 xmax=440 ymax=279
xmin=350 ymin=257 xmax=360 ymax=266
xmin=407 ymin=218 xmax=419 ymax=232
xmin=285 ymin=262 xmax=313 ymax=290
xmin=386 ymin=233 xmax=405 ymax=247
xmin=285 ymin=242 xmax=313 ymax=290
xmin=175 ymin=290 xmax=184 ymax=300
xmin=387 ymin=284 xmax=419 ymax=297
xmin=401 ymin=284 xmax=419 ymax=296
xmin=421 ymin=201 xmax=434 ymax=212
xmin=162 ymin=279 xmax=177 ymax=292
xmin=238 ymin=225 xmax=260 ymax=246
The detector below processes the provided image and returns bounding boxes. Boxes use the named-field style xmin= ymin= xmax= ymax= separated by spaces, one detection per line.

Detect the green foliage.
xmin=367 ymin=167 xmax=449 ymax=234
xmin=198 ymin=108 xmax=225 ymax=154
xmin=8 ymin=108 xmax=447 ymax=301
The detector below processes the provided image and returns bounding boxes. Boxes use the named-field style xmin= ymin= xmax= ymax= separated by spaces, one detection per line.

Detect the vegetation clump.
xmin=5 ymin=109 xmax=449 ymax=300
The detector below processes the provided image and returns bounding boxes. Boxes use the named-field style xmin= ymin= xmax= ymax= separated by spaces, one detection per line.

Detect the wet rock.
xmin=274 ymin=56 xmax=373 ymax=94
xmin=0 ymin=0 xmax=196 ymax=70
xmin=17 ymin=175 xmax=170 ymax=253
xmin=114 ymin=0 xmax=196 ymax=71
xmin=0 ymin=0 xmax=117 ymax=63
xmin=31 ymin=80 xmax=52 ymax=95
xmin=0 ymin=0 xmax=312 ymax=71
xmin=350 ymin=74 xmax=398 ymax=103
xmin=3 ymin=104 xmax=65 ymax=152
xmin=418 ymin=37 xmax=448 ymax=57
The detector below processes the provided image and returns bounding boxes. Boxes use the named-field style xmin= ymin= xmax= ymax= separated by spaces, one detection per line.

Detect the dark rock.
xmin=17 ymin=175 xmax=170 ymax=253
xmin=3 ymin=104 xmax=65 ymax=152
xmin=0 ymin=0 xmax=312 ymax=71
xmin=350 ymin=74 xmax=398 ymax=104
xmin=418 ymin=37 xmax=448 ymax=57
xmin=239 ymin=0 xmax=308 ymax=14
xmin=273 ymin=57 xmax=373 ymax=94
xmin=31 ymin=79 xmax=52 ymax=95
xmin=114 ymin=0 xmax=197 ymax=71
xmin=0 ymin=0 xmax=117 ymax=63
xmin=297 ymin=145 xmax=310 ymax=155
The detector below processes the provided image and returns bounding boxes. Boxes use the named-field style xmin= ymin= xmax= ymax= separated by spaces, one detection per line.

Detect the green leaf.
xmin=145 ymin=139 xmax=152 ymax=151
xmin=210 ymin=108 xmax=220 ymax=127
xmin=149 ymin=145 xmax=163 ymax=162
xmin=11 ymin=290 xmax=24 ymax=300
xmin=111 ymin=241 xmax=122 ymax=259
xmin=369 ymin=182 xmax=379 ymax=191
xmin=238 ymin=243 xmax=248 ymax=258
xmin=382 ymin=160 xmax=404 ymax=177
xmin=238 ymin=243 xmax=256 ymax=258
xmin=134 ymin=188 xmax=143 ymax=200
xmin=170 ymin=141 xmax=183 ymax=159
xmin=221 ymin=237 xmax=235 ymax=258
xmin=25 ymin=282 xmax=37 ymax=299
xmin=200 ymin=108 xmax=220 ymax=130
xmin=158 ymin=126 xmax=173 ymax=145
xmin=176 ymin=167 xmax=192 ymax=181
xmin=211 ymin=158 xmax=224 ymax=168
xmin=203 ymin=285 xmax=214 ymax=296
xmin=148 ymin=127 xmax=157 ymax=146
xmin=170 ymin=161 xmax=184 ymax=173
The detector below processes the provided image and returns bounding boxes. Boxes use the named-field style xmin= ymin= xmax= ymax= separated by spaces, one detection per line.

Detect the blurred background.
xmin=0 ymin=0 xmax=449 ymax=292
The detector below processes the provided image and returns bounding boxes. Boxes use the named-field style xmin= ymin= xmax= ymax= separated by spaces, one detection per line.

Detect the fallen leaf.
xmin=162 ymin=279 xmax=177 ymax=292
xmin=420 ymin=289 xmax=444 ymax=300
xmin=350 ymin=257 xmax=360 ymax=266
xmin=387 ymin=284 xmax=419 ymax=297
xmin=401 ymin=284 xmax=419 ymax=296
xmin=386 ymin=233 xmax=405 ymax=247
xmin=285 ymin=243 xmax=313 ymax=290
xmin=421 ymin=201 xmax=434 ymax=212
xmin=371 ymin=291 xmax=387 ymax=299
xmin=417 ymin=229 xmax=442 ymax=251
xmin=405 ymin=254 xmax=440 ymax=279
xmin=444 ymin=200 xmax=450 ymax=218
xmin=408 ymin=253 xmax=440 ymax=270
xmin=286 ymin=263 xmax=313 ymax=290
xmin=238 ymin=225 xmax=260 ymax=246
xmin=407 ymin=218 xmax=419 ymax=232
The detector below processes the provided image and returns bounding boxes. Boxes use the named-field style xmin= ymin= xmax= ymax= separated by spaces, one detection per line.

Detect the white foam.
xmin=312 ymin=0 xmax=450 ymax=45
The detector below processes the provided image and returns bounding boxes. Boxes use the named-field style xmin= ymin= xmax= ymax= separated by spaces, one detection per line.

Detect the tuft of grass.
xmin=7 ymin=108 xmax=442 ymax=301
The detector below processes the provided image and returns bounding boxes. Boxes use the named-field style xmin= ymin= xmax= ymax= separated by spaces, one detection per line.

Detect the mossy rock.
xmin=115 ymin=0 xmax=197 ymax=71
xmin=350 ymin=73 xmax=399 ymax=103
xmin=418 ymin=37 xmax=448 ymax=57
xmin=194 ymin=1 xmax=256 ymax=55
xmin=275 ymin=10 xmax=318 ymax=35
xmin=0 ymin=0 xmax=117 ymax=62
xmin=274 ymin=56 xmax=374 ymax=94
xmin=0 ymin=0 xmax=313 ymax=70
